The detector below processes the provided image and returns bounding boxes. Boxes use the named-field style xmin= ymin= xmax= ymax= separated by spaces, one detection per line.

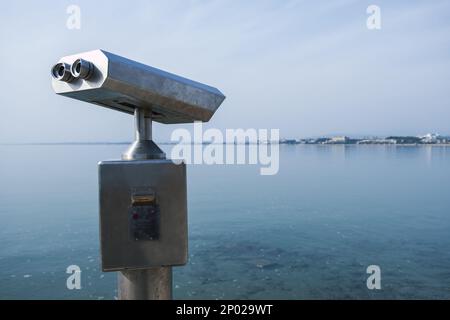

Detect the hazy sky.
xmin=1 ymin=0 xmax=449 ymax=143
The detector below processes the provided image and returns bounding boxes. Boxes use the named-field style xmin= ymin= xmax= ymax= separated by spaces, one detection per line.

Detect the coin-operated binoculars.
xmin=51 ymin=50 xmax=225 ymax=300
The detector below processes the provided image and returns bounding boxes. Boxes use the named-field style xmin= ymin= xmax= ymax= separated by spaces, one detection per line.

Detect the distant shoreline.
xmin=4 ymin=134 xmax=450 ymax=147
xmin=2 ymin=134 xmax=449 ymax=147
xmin=1 ymin=142 xmax=450 ymax=146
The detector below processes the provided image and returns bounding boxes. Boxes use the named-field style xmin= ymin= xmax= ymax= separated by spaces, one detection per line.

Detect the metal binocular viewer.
xmin=51 ymin=49 xmax=225 ymax=299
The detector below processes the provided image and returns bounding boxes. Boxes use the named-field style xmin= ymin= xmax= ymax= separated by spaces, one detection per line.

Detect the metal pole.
xmin=118 ymin=268 xmax=172 ymax=300
xmin=122 ymin=108 xmax=165 ymax=161
xmin=118 ymin=108 xmax=173 ymax=300
xmin=134 ymin=108 xmax=152 ymax=141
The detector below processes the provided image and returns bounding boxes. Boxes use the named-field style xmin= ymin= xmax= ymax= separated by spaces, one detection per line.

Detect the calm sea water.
xmin=0 ymin=144 xmax=449 ymax=299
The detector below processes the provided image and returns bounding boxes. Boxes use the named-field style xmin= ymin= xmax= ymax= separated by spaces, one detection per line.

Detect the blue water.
xmin=0 ymin=144 xmax=449 ymax=299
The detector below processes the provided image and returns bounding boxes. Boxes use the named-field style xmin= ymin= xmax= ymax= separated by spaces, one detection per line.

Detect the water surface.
xmin=0 ymin=144 xmax=449 ymax=299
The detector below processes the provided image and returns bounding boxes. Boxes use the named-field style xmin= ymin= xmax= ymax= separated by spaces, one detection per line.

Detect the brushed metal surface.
xmin=122 ymin=108 xmax=165 ymax=160
xmin=51 ymin=49 xmax=226 ymax=123
xmin=99 ymin=159 xmax=188 ymax=271
xmin=118 ymin=268 xmax=172 ymax=300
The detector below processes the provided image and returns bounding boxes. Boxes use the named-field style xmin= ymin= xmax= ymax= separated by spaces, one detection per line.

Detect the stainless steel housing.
xmin=99 ymin=159 xmax=188 ymax=271
xmin=51 ymin=49 xmax=226 ymax=124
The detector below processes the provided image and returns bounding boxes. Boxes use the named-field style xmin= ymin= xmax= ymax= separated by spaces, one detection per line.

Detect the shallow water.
xmin=0 ymin=144 xmax=449 ymax=299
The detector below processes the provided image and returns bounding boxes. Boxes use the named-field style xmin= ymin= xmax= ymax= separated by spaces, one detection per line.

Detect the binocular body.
xmin=51 ymin=49 xmax=225 ymax=124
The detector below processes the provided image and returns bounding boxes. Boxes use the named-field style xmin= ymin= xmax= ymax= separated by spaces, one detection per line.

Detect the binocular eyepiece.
xmin=51 ymin=58 xmax=94 ymax=82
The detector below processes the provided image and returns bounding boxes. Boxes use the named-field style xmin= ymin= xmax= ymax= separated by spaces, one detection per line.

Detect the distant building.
xmin=330 ymin=136 xmax=349 ymax=144
xmin=314 ymin=137 xmax=331 ymax=144
xmin=324 ymin=136 xmax=359 ymax=144
xmin=420 ymin=133 xmax=440 ymax=144
xmin=357 ymin=139 xmax=396 ymax=145
xmin=438 ymin=137 xmax=450 ymax=144
xmin=385 ymin=136 xmax=422 ymax=144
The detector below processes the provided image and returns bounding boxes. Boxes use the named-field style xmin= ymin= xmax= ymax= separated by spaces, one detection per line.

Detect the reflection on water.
xmin=0 ymin=144 xmax=449 ymax=299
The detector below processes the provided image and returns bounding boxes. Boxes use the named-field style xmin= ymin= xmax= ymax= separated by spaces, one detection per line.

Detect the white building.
xmin=326 ymin=136 xmax=349 ymax=144
xmin=420 ymin=133 xmax=440 ymax=144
